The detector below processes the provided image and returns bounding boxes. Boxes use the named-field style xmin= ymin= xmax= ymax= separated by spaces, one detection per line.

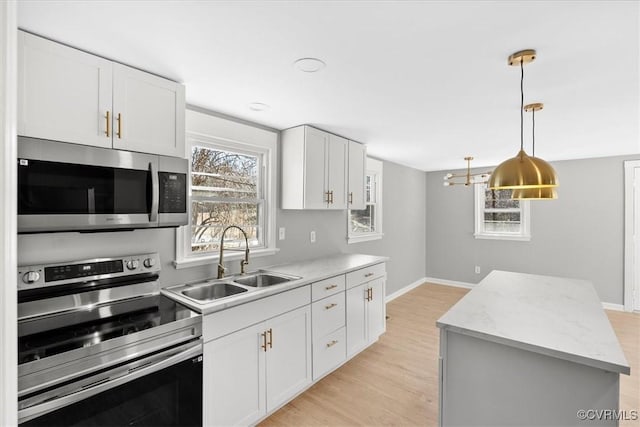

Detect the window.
xmin=474 ymin=183 xmax=530 ymax=241
xmin=348 ymin=158 xmax=383 ymax=244
xmin=175 ymin=127 xmax=277 ymax=268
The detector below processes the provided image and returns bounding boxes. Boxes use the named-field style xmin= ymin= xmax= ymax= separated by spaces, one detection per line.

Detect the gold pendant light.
xmin=488 ymin=50 xmax=559 ymax=191
xmin=512 ymin=103 xmax=558 ymax=199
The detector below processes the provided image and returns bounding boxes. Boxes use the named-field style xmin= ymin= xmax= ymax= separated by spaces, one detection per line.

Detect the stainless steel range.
xmin=17 ymin=253 xmax=202 ymax=426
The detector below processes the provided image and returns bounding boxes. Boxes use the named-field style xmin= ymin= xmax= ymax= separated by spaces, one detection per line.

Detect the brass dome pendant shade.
xmin=512 ymin=103 xmax=558 ymax=199
xmin=488 ymin=50 xmax=559 ymax=192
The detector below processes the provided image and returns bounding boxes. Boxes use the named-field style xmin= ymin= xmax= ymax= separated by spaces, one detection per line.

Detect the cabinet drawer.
xmin=311 ymin=275 xmax=346 ymax=301
xmin=346 ymin=263 xmax=386 ymax=289
xmin=312 ymin=292 xmax=345 ymax=338
xmin=312 ymin=327 xmax=346 ymax=381
xmin=203 ymin=285 xmax=311 ymax=341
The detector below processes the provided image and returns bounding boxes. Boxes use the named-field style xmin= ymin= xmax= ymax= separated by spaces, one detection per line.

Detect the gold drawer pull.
xmin=325 ymin=303 xmax=338 ymax=310
xmin=326 ymin=340 xmax=338 ymax=348
xmin=325 ymin=284 xmax=338 ymax=291
xmin=348 ymin=192 xmax=353 ymax=204
xmin=105 ymin=111 xmax=111 ymax=137
xmin=267 ymin=328 xmax=273 ymax=349
xmin=261 ymin=331 xmax=268 ymax=352
xmin=364 ymin=272 xmax=374 ymax=278
xmin=116 ymin=113 xmax=122 ymax=139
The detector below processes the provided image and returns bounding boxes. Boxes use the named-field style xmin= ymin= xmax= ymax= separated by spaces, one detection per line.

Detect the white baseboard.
xmin=385 ymin=277 xmax=427 ymax=303
xmin=602 ymin=302 xmax=625 ymax=312
xmin=424 ymin=277 xmax=476 ymax=289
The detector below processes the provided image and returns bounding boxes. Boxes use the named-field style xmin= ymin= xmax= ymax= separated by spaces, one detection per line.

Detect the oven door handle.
xmin=149 ymin=161 xmax=159 ymax=223
xmin=18 ymin=341 xmax=202 ymax=423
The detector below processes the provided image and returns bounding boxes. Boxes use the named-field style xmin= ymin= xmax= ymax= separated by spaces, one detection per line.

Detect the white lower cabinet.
xmin=311 ymin=292 xmax=347 ymax=380
xmin=204 ymin=305 xmax=312 ymax=426
xmin=202 ymin=262 xmax=386 ymax=425
xmin=346 ymin=277 xmax=386 ymax=358
xmin=204 ymin=322 xmax=266 ymax=426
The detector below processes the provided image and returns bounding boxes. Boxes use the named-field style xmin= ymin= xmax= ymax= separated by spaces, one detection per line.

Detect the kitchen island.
xmin=437 ymin=270 xmax=630 ymax=427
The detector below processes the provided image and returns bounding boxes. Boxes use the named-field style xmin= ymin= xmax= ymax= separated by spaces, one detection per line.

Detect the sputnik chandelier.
xmin=443 ymin=157 xmax=491 ymax=187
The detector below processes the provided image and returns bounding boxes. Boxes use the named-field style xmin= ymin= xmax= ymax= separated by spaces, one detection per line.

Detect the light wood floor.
xmin=261 ymin=283 xmax=640 ymax=426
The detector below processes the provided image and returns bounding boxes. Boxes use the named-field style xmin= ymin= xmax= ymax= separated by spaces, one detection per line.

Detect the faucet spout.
xmin=217 ymin=225 xmax=250 ymax=279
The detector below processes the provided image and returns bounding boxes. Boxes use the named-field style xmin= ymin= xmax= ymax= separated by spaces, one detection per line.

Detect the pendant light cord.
xmin=520 ymin=58 xmax=524 ymax=152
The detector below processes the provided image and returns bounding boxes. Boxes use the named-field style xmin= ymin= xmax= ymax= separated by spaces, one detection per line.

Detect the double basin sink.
xmin=173 ymin=270 xmax=302 ymax=303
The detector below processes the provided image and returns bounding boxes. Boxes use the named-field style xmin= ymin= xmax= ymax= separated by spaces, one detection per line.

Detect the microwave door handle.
xmin=149 ymin=161 xmax=159 ymax=223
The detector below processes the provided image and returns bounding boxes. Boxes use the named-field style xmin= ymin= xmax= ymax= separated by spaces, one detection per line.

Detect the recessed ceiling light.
xmin=293 ymin=57 xmax=326 ymax=73
xmin=248 ymin=102 xmax=269 ymax=111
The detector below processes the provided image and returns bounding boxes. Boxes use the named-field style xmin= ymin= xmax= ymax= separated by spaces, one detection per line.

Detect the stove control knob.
xmin=126 ymin=260 xmax=139 ymax=271
xmin=22 ymin=271 xmax=40 ymax=284
xmin=143 ymin=258 xmax=156 ymax=269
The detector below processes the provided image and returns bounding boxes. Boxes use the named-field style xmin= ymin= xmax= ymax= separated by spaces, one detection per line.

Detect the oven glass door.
xmin=20 ymin=351 xmax=202 ymax=427
xmin=18 ymin=159 xmax=152 ymax=216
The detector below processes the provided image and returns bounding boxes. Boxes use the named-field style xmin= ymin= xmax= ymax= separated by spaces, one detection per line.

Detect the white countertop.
xmin=436 ymin=270 xmax=630 ymax=375
xmin=162 ymin=253 xmax=388 ymax=315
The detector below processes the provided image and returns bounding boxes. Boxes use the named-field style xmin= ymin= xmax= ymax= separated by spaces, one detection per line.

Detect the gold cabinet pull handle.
xmin=325 ymin=303 xmax=337 ymax=310
xmin=364 ymin=272 xmax=374 ymax=278
xmin=261 ymin=331 xmax=268 ymax=352
xmin=325 ymin=191 xmax=331 ymax=204
xmin=105 ymin=111 xmax=111 ymax=137
xmin=349 ymin=192 xmax=353 ymax=204
xmin=325 ymin=284 xmax=338 ymax=291
xmin=326 ymin=340 xmax=338 ymax=348
xmin=366 ymin=288 xmax=372 ymax=301
xmin=329 ymin=190 xmax=334 ymax=204
xmin=116 ymin=113 xmax=122 ymax=139
xmin=267 ymin=328 xmax=273 ymax=349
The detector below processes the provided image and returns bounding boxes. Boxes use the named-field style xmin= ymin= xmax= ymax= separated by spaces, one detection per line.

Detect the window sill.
xmin=348 ymin=232 xmax=384 ymax=244
xmin=474 ymin=233 xmax=531 ymax=242
xmin=173 ymin=247 xmax=280 ymax=270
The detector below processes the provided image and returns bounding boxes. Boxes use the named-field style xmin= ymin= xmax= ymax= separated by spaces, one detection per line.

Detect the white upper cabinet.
xmin=348 ymin=140 xmax=367 ymax=210
xmin=17 ymin=31 xmax=185 ymax=157
xmin=112 ymin=63 xmax=185 ymax=157
xmin=18 ymin=31 xmax=113 ymax=149
xmin=281 ymin=125 xmax=350 ymax=210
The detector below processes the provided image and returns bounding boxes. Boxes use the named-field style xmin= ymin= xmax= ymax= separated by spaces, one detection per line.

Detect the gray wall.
xmin=426 ymin=155 xmax=637 ymax=305
xmin=18 ymin=157 xmax=427 ymax=298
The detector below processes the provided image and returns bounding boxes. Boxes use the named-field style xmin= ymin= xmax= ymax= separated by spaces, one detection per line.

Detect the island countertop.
xmin=436 ymin=270 xmax=630 ymax=375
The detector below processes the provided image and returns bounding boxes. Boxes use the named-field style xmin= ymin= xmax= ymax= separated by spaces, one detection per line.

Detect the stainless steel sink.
xmin=232 ymin=271 xmax=300 ymax=288
xmin=181 ymin=282 xmax=248 ymax=301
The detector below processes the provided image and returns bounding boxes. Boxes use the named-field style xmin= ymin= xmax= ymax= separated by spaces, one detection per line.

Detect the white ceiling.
xmin=17 ymin=1 xmax=640 ymax=171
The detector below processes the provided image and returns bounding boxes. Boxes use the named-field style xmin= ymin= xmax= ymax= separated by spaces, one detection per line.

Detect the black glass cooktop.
xmin=18 ymin=295 xmax=198 ymax=365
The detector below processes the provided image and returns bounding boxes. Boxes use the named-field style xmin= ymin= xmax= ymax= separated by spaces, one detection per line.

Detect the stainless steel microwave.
xmin=18 ymin=137 xmax=188 ymax=233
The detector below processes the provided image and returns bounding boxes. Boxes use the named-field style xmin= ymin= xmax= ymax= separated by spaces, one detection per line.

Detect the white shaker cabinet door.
xmin=265 ymin=305 xmax=312 ymax=412
xmin=112 ymin=63 xmax=185 ymax=157
xmin=346 ymin=283 xmax=368 ymax=358
xmin=367 ymin=278 xmax=386 ymax=341
xmin=302 ymin=126 xmax=329 ymax=209
xmin=204 ymin=322 xmax=266 ymax=427
xmin=326 ymin=134 xmax=348 ymax=210
xmin=18 ymin=31 xmax=113 ymax=148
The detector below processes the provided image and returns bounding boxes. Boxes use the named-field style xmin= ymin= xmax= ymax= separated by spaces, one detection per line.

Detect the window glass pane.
xmin=350 ymin=205 xmax=375 ymax=234
xmin=191 ymin=146 xmax=258 ymax=199
xmin=365 ymin=175 xmax=375 ymax=203
xmin=484 ymin=188 xmax=519 ymax=209
xmin=191 ymin=200 xmax=261 ymax=252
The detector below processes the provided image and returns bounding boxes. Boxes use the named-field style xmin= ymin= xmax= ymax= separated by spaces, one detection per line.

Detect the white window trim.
xmin=473 ymin=183 xmax=531 ymax=241
xmin=348 ymin=158 xmax=383 ymax=244
xmin=174 ymin=129 xmax=278 ymax=269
